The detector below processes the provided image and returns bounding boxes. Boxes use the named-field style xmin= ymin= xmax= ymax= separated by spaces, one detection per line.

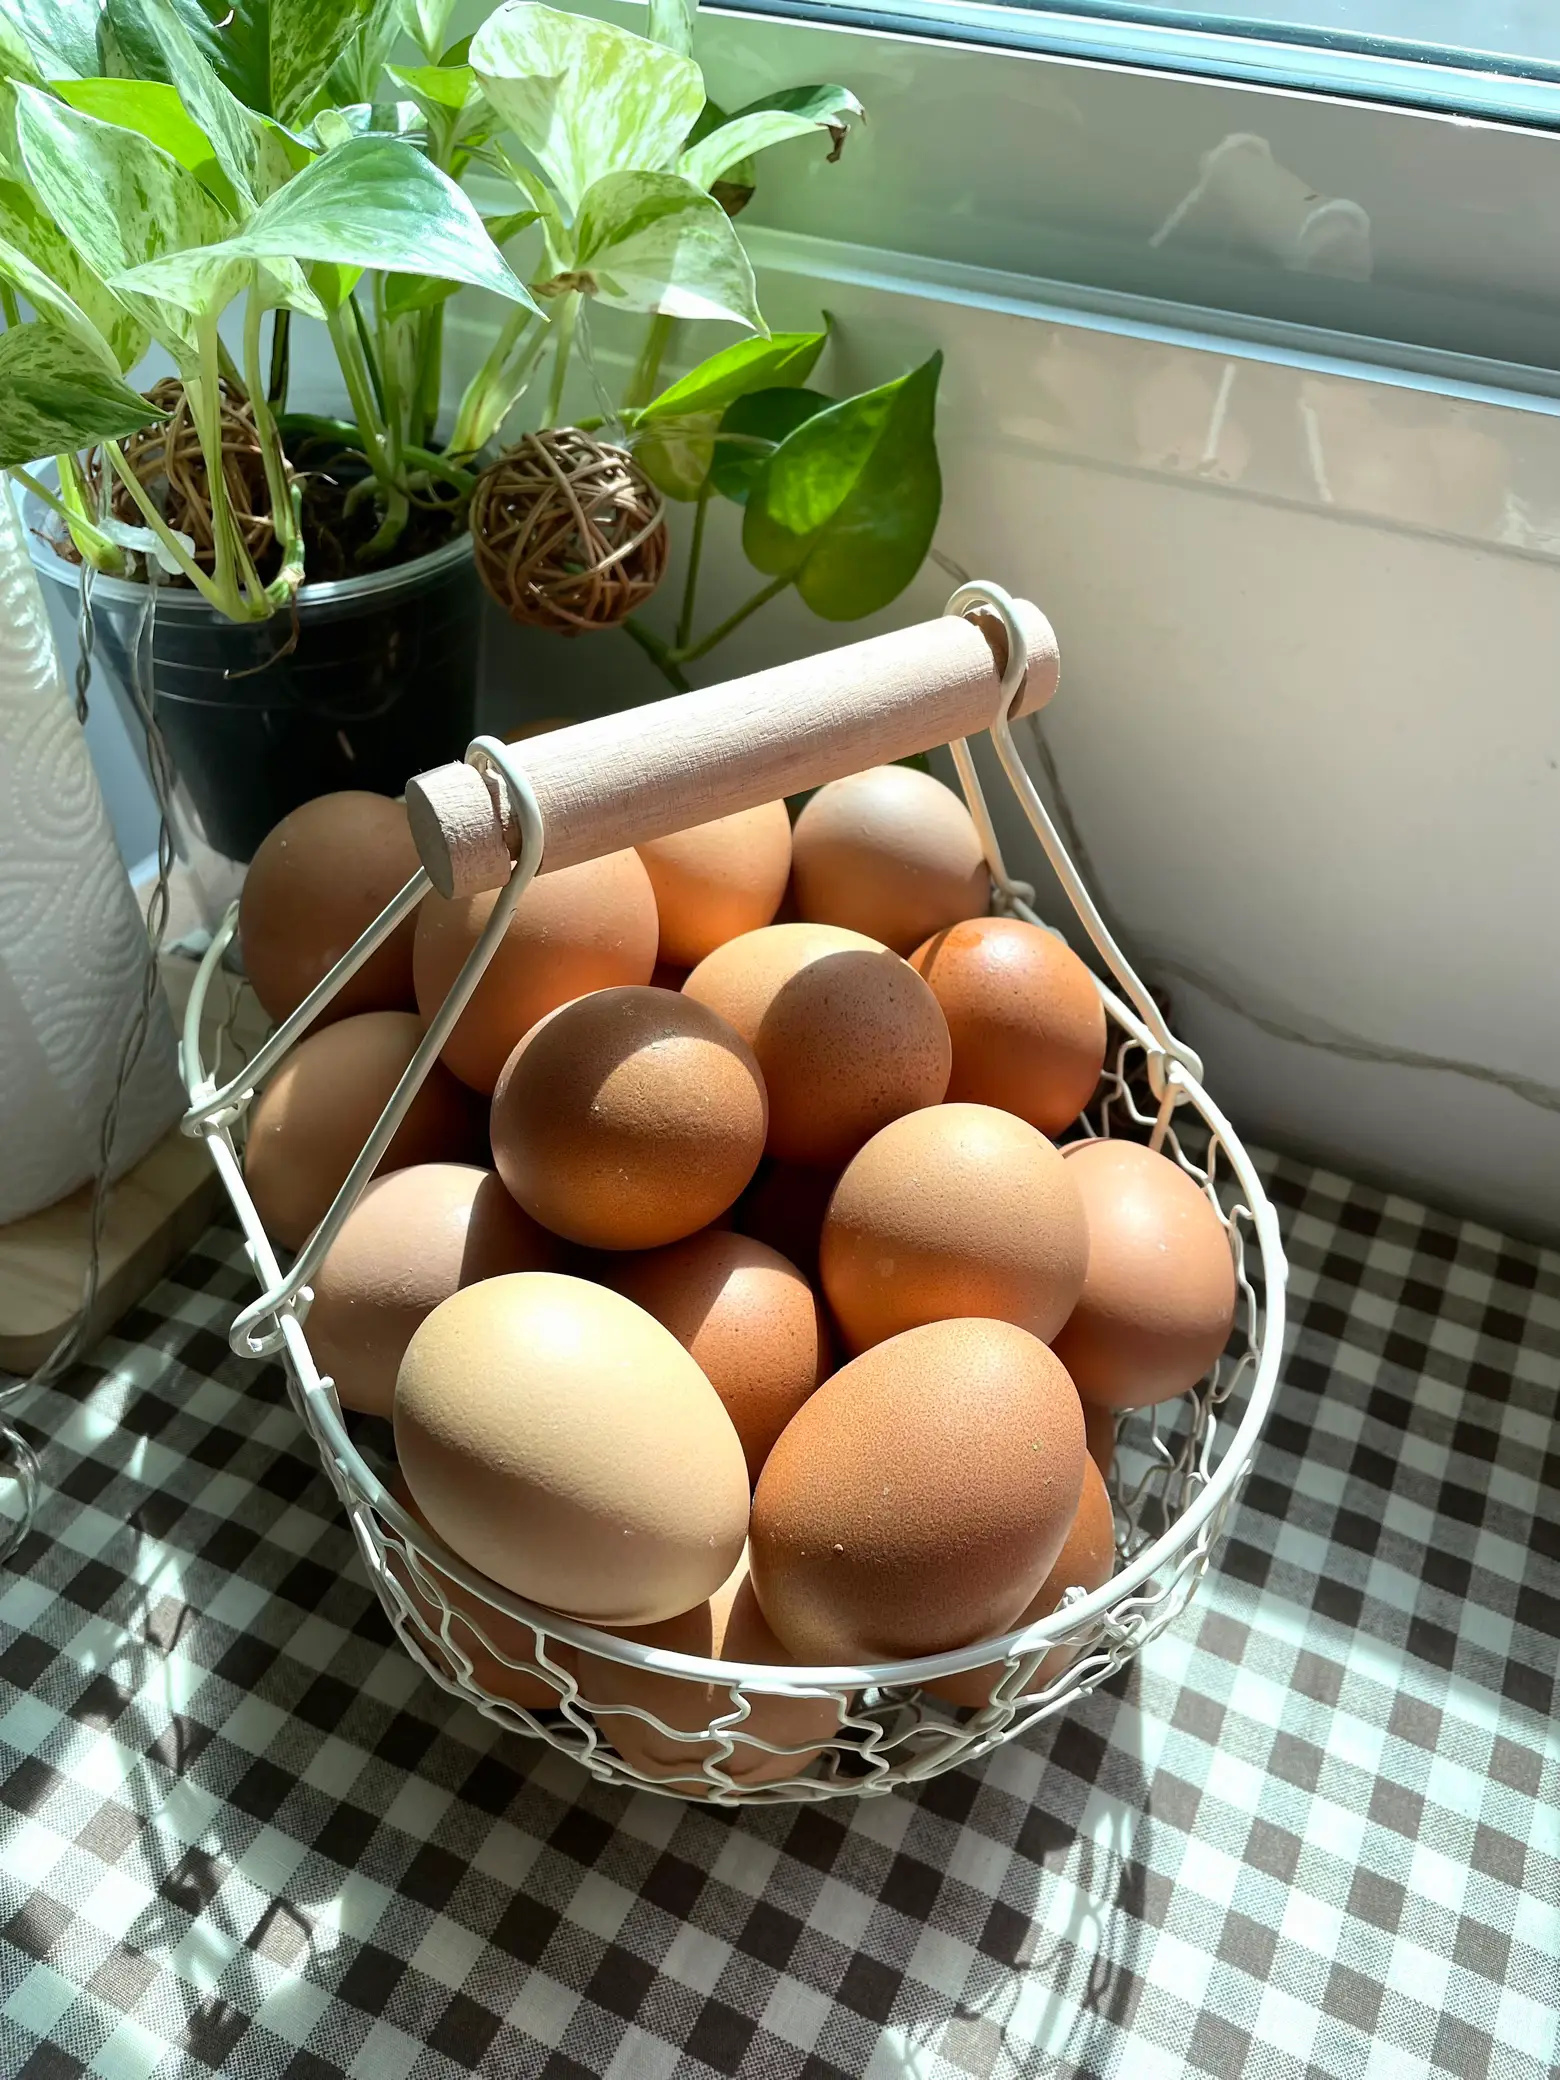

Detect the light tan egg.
xmin=580 ymin=1551 xmax=844 ymax=1794
xmin=790 ymin=766 xmax=989 ymax=954
xmin=683 ymin=922 xmax=950 ymax=1170
xmin=820 ymin=1103 xmax=1089 ymax=1354
xmin=239 ymin=791 xmax=421 ymax=1025
xmin=394 ymin=1273 xmax=750 ymax=1625
xmin=384 ymin=1474 xmax=573 ymax=1711
xmin=1052 ymin=1139 xmax=1237 ymax=1410
xmin=244 ymin=1011 xmax=481 ymax=1252
xmin=637 ymin=800 xmax=793 ymax=968
xmin=609 ymin=1230 xmax=830 ymax=1484
xmin=489 ymin=986 xmax=767 ymax=1250
xmin=749 ymin=1317 xmax=1086 ymax=1664
xmin=413 ymin=848 xmax=658 ymax=1093
xmin=306 ymin=1163 xmax=562 ymax=1417
xmin=925 ymin=1457 xmax=1116 ymax=1708
xmin=910 ymin=917 xmax=1107 ymax=1136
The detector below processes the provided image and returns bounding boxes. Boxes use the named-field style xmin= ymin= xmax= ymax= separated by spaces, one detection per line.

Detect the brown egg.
xmin=910 ymin=917 xmax=1107 ymax=1136
xmin=245 ymin=1011 xmax=481 ymax=1252
xmin=413 ymin=848 xmax=658 ymax=1093
xmin=1084 ymin=1398 xmax=1117 ymax=1478
xmin=1052 ymin=1140 xmax=1237 ymax=1410
xmin=490 ymin=987 xmax=767 ymax=1250
xmin=384 ymin=1473 xmax=573 ymax=1711
xmin=683 ymin=922 xmax=951 ymax=1169
xmin=395 ymin=1273 xmax=750 ymax=1624
xmin=732 ymin=1161 xmax=839 ymax=1282
xmin=239 ymin=791 xmax=420 ymax=1025
xmin=751 ymin=1318 xmax=1085 ymax=1664
xmin=637 ymin=801 xmax=793 ymax=969
xmin=790 ymin=766 xmax=989 ymax=954
xmin=609 ymin=1231 xmax=830 ymax=1484
xmin=307 ymin=1163 xmax=562 ymax=1417
xmin=580 ymin=1551 xmax=843 ymax=1794
xmin=820 ymin=1103 xmax=1089 ymax=1355
xmin=926 ymin=1457 xmax=1115 ymax=1708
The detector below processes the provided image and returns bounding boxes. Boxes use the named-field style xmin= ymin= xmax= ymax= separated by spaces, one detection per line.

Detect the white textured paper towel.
xmin=0 ymin=495 xmax=183 ymax=1224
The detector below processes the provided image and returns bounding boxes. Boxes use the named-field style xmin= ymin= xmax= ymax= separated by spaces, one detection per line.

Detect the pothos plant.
xmin=0 ymin=0 xmax=942 ymax=682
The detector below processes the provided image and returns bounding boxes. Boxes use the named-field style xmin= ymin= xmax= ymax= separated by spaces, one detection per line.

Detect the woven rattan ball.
xmin=111 ymin=377 xmax=274 ymax=576
xmin=469 ymin=429 xmax=668 ymax=633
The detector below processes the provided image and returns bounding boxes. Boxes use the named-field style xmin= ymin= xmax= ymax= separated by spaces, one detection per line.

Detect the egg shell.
xmin=732 ymin=1160 xmax=839 ymax=1283
xmin=683 ymin=922 xmax=951 ymax=1170
xmin=490 ymin=986 xmax=768 ymax=1250
xmin=384 ymin=1473 xmax=573 ymax=1710
xmin=637 ymin=800 xmax=793 ymax=969
xmin=790 ymin=766 xmax=989 ymax=954
xmin=413 ymin=848 xmax=658 ymax=1093
xmin=580 ymin=1550 xmax=843 ymax=1793
xmin=608 ymin=1230 xmax=831 ymax=1484
xmin=925 ymin=1456 xmax=1116 ymax=1708
xmin=749 ymin=1317 xmax=1086 ymax=1664
xmin=394 ymin=1272 xmax=751 ymax=1625
xmin=239 ymin=791 xmax=420 ymax=1026
xmin=244 ymin=1011 xmax=482 ymax=1252
xmin=1052 ymin=1139 xmax=1237 ymax=1410
xmin=910 ymin=917 xmax=1107 ymax=1136
xmin=820 ymin=1103 xmax=1089 ymax=1354
xmin=307 ymin=1163 xmax=563 ymax=1417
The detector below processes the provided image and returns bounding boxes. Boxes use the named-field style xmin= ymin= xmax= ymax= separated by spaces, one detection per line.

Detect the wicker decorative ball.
xmin=111 ymin=376 xmax=275 ymax=576
xmin=469 ymin=429 xmax=669 ymax=633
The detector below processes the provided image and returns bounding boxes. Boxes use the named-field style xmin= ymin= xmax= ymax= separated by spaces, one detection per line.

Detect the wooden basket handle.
xmin=406 ymin=597 xmax=1058 ymax=897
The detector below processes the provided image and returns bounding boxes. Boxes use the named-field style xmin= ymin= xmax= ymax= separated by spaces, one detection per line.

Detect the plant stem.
xmin=543 ymin=290 xmax=579 ymax=429
xmin=192 ymin=317 xmax=265 ymax=616
xmin=674 ymin=573 xmax=790 ymax=665
xmin=403 ymin=444 xmax=477 ymax=493
xmin=0 ymin=283 xmax=18 ymax=328
xmin=448 ymin=304 xmax=544 ymax=456
xmin=351 ymin=292 xmax=389 ymax=424
xmin=10 ymin=464 xmax=126 ymax=572
xmin=268 ymin=307 xmax=291 ymax=407
xmin=326 ymin=303 xmax=395 ymax=490
xmin=101 ymin=442 xmax=226 ymax=605
xmin=676 ymin=480 xmax=709 ymax=651
xmin=622 ymin=614 xmax=692 ymax=693
xmin=624 ymin=313 xmax=676 ymax=412
xmin=245 ymin=283 xmax=304 ymax=601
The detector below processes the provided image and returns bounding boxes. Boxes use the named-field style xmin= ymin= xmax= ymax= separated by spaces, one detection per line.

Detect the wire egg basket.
xmin=181 ymin=582 xmax=1287 ymax=1804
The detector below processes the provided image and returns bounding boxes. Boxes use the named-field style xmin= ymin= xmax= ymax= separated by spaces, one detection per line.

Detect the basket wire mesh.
xmin=180 ymin=583 xmax=1288 ymax=1804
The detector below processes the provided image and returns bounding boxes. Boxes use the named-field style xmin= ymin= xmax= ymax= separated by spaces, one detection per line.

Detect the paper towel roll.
xmin=0 ymin=493 xmax=183 ymax=1225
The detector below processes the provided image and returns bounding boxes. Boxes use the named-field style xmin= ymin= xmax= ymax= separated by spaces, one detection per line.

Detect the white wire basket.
xmin=180 ymin=582 xmax=1287 ymax=1805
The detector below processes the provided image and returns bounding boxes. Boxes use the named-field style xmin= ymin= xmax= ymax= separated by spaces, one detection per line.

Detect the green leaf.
xmin=571 ymin=169 xmax=761 ymax=329
xmin=0 ymin=0 xmax=101 ymax=81
xmin=681 ymin=97 xmax=859 ymax=192
xmin=743 ymin=351 xmax=942 ymax=620
xmin=106 ymin=0 xmax=382 ymax=125
xmin=0 ymin=175 xmax=149 ymax=369
xmin=647 ymin=0 xmax=696 ymax=60
xmin=388 ymin=60 xmax=477 ymax=114
xmin=123 ymin=0 xmax=270 ymax=212
xmin=399 ymin=0 xmax=461 ymax=60
xmin=326 ymin=0 xmax=401 ymax=108
xmin=710 ymin=385 xmax=830 ymax=505
xmin=119 ymin=133 xmax=541 ymax=313
xmin=470 ymin=2 xmax=703 ymax=215
xmin=641 ymin=328 xmax=826 ymax=420
xmin=0 ymin=323 xmax=163 ymax=467
xmin=635 ymin=415 xmax=714 ymax=501
xmin=305 ymin=258 xmax=360 ymax=312
xmin=307 ymin=99 xmax=426 ymax=147
xmin=730 ymin=83 xmax=863 ymax=150
xmin=54 ymin=79 xmax=235 ymax=208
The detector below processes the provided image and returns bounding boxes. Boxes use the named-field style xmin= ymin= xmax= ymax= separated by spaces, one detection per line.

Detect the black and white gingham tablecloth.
xmin=1 ymin=1153 xmax=1556 ymax=2080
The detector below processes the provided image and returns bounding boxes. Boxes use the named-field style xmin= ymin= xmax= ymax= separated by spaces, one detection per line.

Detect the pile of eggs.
xmin=237 ymin=766 xmax=1236 ymax=1790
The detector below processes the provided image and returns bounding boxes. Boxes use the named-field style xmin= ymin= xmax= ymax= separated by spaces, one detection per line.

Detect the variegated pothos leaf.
xmin=571 ymin=169 xmax=762 ymax=330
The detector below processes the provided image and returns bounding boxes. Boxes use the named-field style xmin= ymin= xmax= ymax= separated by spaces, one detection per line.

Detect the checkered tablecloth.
xmin=1 ymin=1152 xmax=1556 ymax=2080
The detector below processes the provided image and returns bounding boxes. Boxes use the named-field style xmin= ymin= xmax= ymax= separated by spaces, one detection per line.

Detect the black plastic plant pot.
xmin=28 ymin=522 xmax=482 ymax=863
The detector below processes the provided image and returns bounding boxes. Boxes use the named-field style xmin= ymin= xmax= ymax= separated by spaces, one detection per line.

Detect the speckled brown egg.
xmin=910 ymin=917 xmax=1107 ymax=1135
xmin=307 ymin=1164 xmax=562 ymax=1417
xmin=385 ymin=1473 xmax=573 ymax=1711
xmin=1052 ymin=1139 xmax=1237 ymax=1410
xmin=610 ymin=1230 xmax=830 ymax=1484
xmin=637 ymin=801 xmax=793 ymax=969
xmin=395 ymin=1272 xmax=750 ymax=1624
xmin=790 ymin=766 xmax=989 ymax=954
xmin=580 ymin=1551 xmax=844 ymax=1793
xmin=926 ymin=1456 xmax=1115 ymax=1708
xmin=732 ymin=1161 xmax=840 ymax=1282
xmin=413 ymin=848 xmax=658 ymax=1093
xmin=820 ymin=1103 xmax=1089 ymax=1354
xmin=489 ymin=987 xmax=767 ymax=1250
xmin=244 ymin=1011 xmax=481 ymax=1252
xmin=683 ymin=923 xmax=950 ymax=1169
xmin=749 ymin=1317 xmax=1086 ymax=1664
xmin=239 ymin=791 xmax=421 ymax=1025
